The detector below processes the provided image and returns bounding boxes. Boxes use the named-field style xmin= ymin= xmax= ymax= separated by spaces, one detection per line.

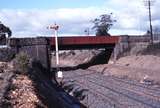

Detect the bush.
xmin=13 ymin=51 xmax=30 ymax=74
xmin=0 ymin=48 xmax=16 ymax=62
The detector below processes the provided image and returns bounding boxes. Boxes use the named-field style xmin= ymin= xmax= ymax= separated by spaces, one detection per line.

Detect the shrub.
xmin=13 ymin=51 xmax=30 ymax=74
xmin=0 ymin=48 xmax=16 ymax=62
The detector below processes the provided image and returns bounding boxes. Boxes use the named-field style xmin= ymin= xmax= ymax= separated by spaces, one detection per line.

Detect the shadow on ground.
xmin=52 ymin=49 xmax=114 ymax=71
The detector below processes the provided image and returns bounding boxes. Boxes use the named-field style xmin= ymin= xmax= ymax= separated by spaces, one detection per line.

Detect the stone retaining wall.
xmin=9 ymin=37 xmax=51 ymax=70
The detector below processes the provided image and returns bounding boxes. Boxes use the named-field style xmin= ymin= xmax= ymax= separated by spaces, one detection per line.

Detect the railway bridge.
xmin=9 ymin=36 xmax=119 ymax=70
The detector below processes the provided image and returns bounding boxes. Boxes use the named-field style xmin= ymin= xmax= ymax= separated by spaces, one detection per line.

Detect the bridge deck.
xmin=50 ymin=36 xmax=119 ymax=45
xmin=50 ymin=36 xmax=119 ymax=50
xmin=9 ymin=36 xmax=120 ymax=50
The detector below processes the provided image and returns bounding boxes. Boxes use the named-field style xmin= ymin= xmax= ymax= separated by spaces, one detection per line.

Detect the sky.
xmin=0 ymin=0 xmax=106 ymax=9
xmin=0 ymin=0 xmax=160 ymax=37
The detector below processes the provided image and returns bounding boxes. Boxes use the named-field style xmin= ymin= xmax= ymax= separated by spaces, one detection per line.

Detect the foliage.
xmin=0 ymin=21 xmax=12 ymax=37
xmin=13 ymin=52 xmax=30 ymax=74
xmin=0 ymin=48 xmax=16 ymax=62
xmin=92 ymin=13 xmax=116 ymax=36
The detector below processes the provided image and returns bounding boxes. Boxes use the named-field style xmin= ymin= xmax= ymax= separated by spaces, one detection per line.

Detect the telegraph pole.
xmin=144 ymin=0 xmax=155 ymax=44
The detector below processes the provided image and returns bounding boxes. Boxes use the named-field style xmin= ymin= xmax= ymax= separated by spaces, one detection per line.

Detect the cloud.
xmin=106 ymin=0 xmax=160 ymax=34
xmin=0 ymin=0 xmax=160 ymax=37
xmin=0 ymin=8 xmax=107 ymax=37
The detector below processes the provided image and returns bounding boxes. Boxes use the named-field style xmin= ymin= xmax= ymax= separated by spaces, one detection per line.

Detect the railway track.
xmin=87 ymin=69 xmax=160 ymax=92
xmin=74 ymin=80 xmax=129 ymax=108
xmin=86 ymin=70 xmax=160 ymax=100
xmin=62 ymin=69 xmax=160 ymax=108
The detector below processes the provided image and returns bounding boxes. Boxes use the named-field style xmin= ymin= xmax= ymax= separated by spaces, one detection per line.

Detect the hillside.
xmin=90 ymin=42 xmax=160 ymax=85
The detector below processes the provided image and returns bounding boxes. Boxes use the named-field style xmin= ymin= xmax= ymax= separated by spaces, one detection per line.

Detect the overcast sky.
xmin=0 ymin=0 xmax=160 ymax=37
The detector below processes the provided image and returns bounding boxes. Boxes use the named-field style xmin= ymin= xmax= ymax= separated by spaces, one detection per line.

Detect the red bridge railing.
xmin=50 ymin=36 xmax=120 ymax=46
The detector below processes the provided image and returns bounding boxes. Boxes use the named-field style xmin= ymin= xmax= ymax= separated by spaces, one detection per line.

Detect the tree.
xmin=0 ymin=21 xmax=12 ymax=38
xmin=92 ymin=13 xmax=116 ymax=36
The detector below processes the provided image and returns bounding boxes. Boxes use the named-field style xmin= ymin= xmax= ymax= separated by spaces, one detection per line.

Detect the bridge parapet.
xmin=119 ymin=35 xmax=151 ymax=43
xmin=9 ymin=37 xmax=49 ymax=46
